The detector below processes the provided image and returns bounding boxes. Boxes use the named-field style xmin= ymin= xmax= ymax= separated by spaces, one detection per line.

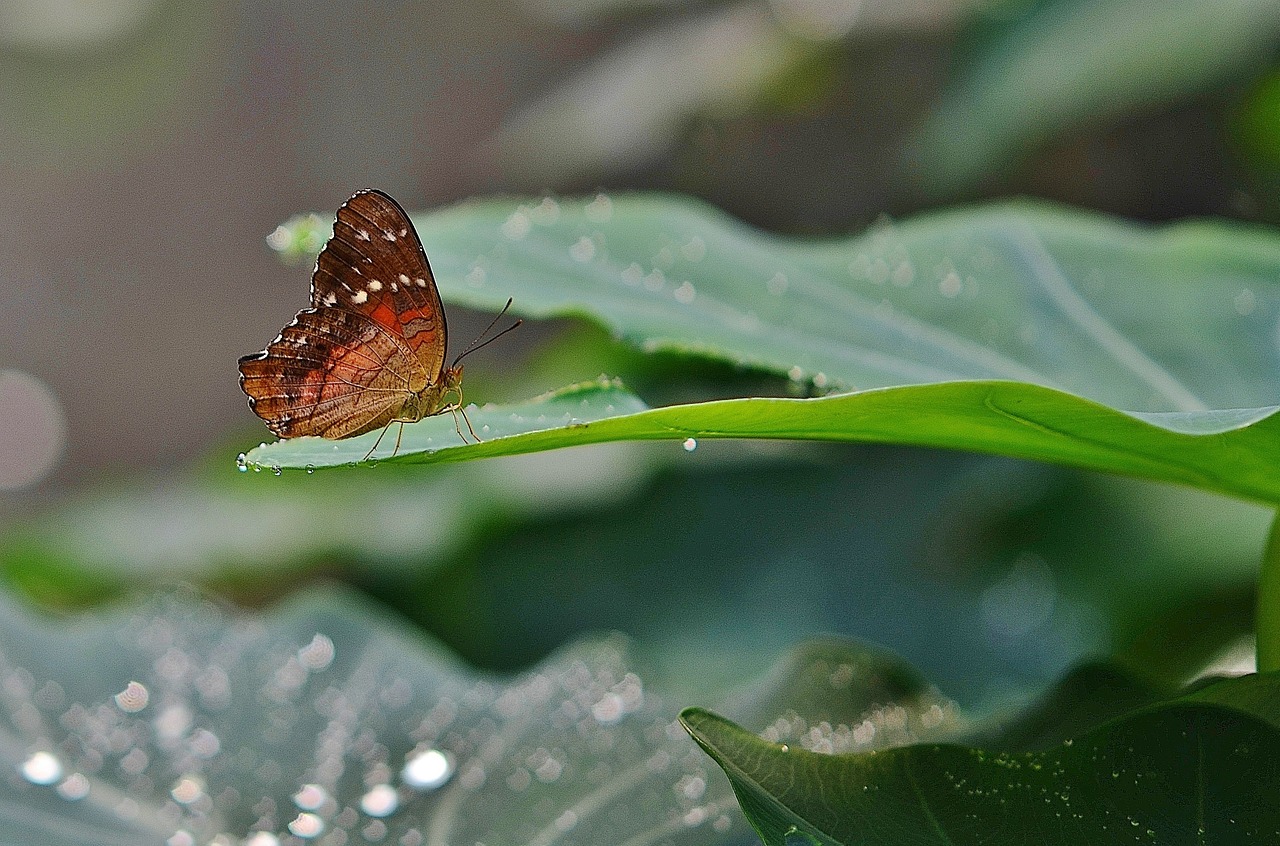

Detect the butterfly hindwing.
xmin=238 ymin=307 xmax=429 ymax=439
xmin=310 ymin=190 xmax=449 ymax=383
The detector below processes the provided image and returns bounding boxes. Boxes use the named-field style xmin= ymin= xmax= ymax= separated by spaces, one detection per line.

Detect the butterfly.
xmin=239 ymin=189 xmax=517 ymax=455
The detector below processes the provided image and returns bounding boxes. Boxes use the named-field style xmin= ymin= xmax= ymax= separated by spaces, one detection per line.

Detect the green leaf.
xmin=681 ymin=670 xmax=1280 ymax=846
xmin=409 ymin=194 xmax=1280 ymax=412
xmin=246 ymin=378 xmax=1280 ymax=504
xmin=0 ymin=590 xmax=958 ymax=845
xmin=909 ymin=0 xmax=1280 ymax=194
xmin=255 ymin=195 xmax=1280 ymax=501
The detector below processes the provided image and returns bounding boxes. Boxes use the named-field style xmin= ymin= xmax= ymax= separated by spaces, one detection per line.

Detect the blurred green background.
xmin=2 ymin=0 xmax=1278 ymax=708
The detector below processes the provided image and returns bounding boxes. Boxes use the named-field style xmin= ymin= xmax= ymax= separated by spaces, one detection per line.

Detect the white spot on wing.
xmin=368 ymin=279 xmax=382 ymax=291
xmin=352 ymin=290 xmax=368 ymax=304
xmin=357 ymin=229 xmax=371 ymax=241
xmin=383 ymin=231 xmax=396 ymax=241
xmin=415 ymin=278 xmax=427 ymax=287
xmin=322 ymin=293 xmax=338 ymax=306
xmin=399 ymin=274 xmax=411 ymax=285
xmin=390 ymin=282 xmax=398 ymax=292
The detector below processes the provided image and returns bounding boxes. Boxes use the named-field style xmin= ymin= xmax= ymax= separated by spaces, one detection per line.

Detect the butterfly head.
xmin=407 ymin=364 xmax=465 ymax=420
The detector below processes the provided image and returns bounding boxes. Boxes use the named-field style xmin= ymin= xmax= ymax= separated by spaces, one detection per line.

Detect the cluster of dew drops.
xmin=7 ymin=597 xmax=740 ymax=846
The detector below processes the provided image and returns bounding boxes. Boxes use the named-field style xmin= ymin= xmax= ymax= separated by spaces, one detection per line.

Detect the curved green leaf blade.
xmin=681 ymin=671 xmax=1280 ymax=846
xmin=246 ymin=379 xmax=1280 ymax=504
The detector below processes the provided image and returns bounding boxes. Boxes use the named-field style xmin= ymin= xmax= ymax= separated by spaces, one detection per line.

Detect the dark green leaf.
xmin=682 ymin=671 xmax=1280 ymax=845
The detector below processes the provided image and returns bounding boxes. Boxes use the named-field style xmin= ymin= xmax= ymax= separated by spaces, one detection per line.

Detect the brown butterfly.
xmin=239 ymin=189 xmax=516 ymax=454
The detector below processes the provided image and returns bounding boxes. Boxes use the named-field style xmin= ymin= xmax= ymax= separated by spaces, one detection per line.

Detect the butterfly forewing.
xmin=240 ymin=189 xmax=462 ymax=443
xmin=239 ymin=306 xmax=430 ymax=439
xmin=311 ymin=190 xmax=449 ymax=382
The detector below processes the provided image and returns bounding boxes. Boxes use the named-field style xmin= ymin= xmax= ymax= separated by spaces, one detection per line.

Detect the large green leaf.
xmin=252 ymin=195 xmax=1280 ymax=500
xmin=681 ymin=669 xmax=1280 ymax=845
xmin=0 ymin=590 xmax=960 ymax=846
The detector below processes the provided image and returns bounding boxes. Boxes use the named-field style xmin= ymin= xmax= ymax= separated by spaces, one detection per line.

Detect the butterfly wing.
xmin=310 ymin=189 xmax=449 ymax=383
xmin=238 ymin=307 xmax=429 ymax=439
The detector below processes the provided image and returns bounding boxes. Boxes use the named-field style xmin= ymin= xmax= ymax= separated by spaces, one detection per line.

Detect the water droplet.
xmin=555 ymin=810 xmax=579 ymax=832
xmin=501 ymin=209 xmax=531 ymax=240
xmin=170 ymin=775 xmax=205 ymax=805
xmin=683 ymin=438 xmax=697 ymax=452
xmin=167 ymin=831 xmax=195 ymax=846
xmin=892 ymin=260 xmax=915 ymax=286
xmin=570 ymin=236 xmax=596 ymax=262
xmin=288 ymin=812 xmax=325 ymax=838
xmin=271 ymin=465 xmax=282 ymax=476
xmin=293 ymin=783 xmax=330 ymax=811
xmin=304 ymin=464 xmax=315 ymax=474
xmin=360 ymin=783 xmax=399 ymax=817
xmin=682 ymin=806 xmax=708 ymax=826
xmin=531 ymin=196 xmax=560 ymax=224
xmin=56 ymin=772 xmax=89 ymax=800
xmin=114 ymin=680 xmax=149 ymax=712
xmin=20 ymin=751 xmax=62 ymax=785
xmin=680 ymin=236 xmax=706 ymax=262
xmin=236 ymin=453 xmax=248 ymax=472
xmin=403 ymin=748 xmax=454 ymax=790
xmin=243 ymin=833 xmax=280 ymax=846
xmin=585 ymin=193 xmax=613 ymax=222
xmin=253 ymin=465 xmax=262 ymax=473
xmin=297 ymin=633 xmax=335 ymax=671
xmin=784 ymin=826 xmax=821 ymax=845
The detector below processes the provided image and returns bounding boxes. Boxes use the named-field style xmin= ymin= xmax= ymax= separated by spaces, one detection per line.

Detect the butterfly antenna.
xmin=452 ymin=298 xmax=522 ymax=367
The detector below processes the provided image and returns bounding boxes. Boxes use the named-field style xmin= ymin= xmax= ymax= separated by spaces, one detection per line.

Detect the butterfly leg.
xmin=459 ymin=405 xmax=480 ymax=442
xmin=449 ymin=405 xmax=470 ymax=444
xmin=362 ymin=423 xmax=393 ymax=462
xmin=391 ymin=421 xmax=405 ymax=457
xmin=448 ymin=386 xmax=481 ymax=443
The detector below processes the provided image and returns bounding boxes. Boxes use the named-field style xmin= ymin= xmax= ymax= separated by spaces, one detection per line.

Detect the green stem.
xmin=1257 ymin=509 xmax=1280 ymax=672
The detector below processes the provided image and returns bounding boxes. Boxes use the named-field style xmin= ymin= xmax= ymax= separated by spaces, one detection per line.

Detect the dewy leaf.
xmin=681 ymin=670 xmax=1280 ymax=846
xmin=0 ymin=590 xmax=961 ymax=846
xmin=255 ymin=195 xmax=1280 ymax=501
